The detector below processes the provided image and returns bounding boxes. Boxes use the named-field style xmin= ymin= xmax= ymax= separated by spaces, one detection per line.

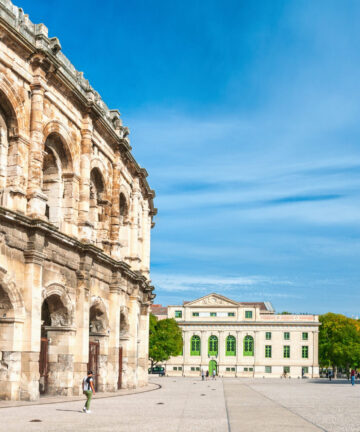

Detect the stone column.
xmin=140 ymin=202 xmax=151 ymax=277
xmin=126 ymin=293 xmax=139 ymax=388
xmin=313 ymin=331 xmax=319 ymax=378
xmin=21 ymin=232 xmax=45 ymax=401
xmin=62 ymin=173 xmax=80 ymax=238
xmin=110 ymin=147 xmax=121 ymax=260
xmin=73 ymin=257 xmax=91 ymax=396
xmin=27 ymin=81 xmax=47 ymax=218
xmin=78 ymin=115 xmax=93 ymax=242
xmin=107 ymin=280 xmax=121 ymax=392
xmin=137 ymin=304 xmax=149 ymax=386
xmin=127 ymin=179 xmax=141 ymax=269
xmin=200 ymin=330 xmax=207 ymax=368
xmin=182 ymin=329 xmax=188 ymax=376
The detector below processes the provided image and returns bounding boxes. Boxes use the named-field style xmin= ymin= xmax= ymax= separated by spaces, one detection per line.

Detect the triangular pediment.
xmin=185 ymin=293 xmax=239 ymax=307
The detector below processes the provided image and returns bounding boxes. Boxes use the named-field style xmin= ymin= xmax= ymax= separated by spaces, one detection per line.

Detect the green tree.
xmin=149 ymin=314 xmax=183 ymax=369
xmin=319 ymin=313 xmax=360 ymax=377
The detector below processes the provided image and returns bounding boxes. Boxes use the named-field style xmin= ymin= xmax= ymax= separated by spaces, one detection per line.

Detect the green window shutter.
xmin=190 ymin=335 xmax=201 ymax=356
xmin=192 ymin=312 xmax=199 ymax=317
xmin=265 ymin=345 xmax=272 ymax=358
xmin=284 ymin=332 xmax=290 ymax=340
xmin=283 ymin=366 xmax=290 ymax=374
xmin=302 ymin=332 xmax=308 ymax=340
xmin=243 ymin=336 xmax=254 ymax=356
xmin=208 ymin=335 xmax=218 ymax=356
xmin=226 ymin=336 xmax=236 ymax=356
xmin=302 ymin=346 xmax=309 ymax=358
xmin=228 ymin=312 xmax=235 ymax=317
xmin=245 ymin=311 xmax=252 ymax=319
xmin=283 ymin=345 xmax=290 ymax=358
xmin=265 ymin=366 xmax=272 ymax=373
xmin=210 ymin=312 xmax=217 ymax=317
xmin=175 ymin=310 xmax=182 ymax=318
xmin=266 ymin=332 xmax=271 ymax=340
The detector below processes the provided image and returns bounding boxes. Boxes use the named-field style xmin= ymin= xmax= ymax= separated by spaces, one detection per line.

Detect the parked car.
xmin=148 ymin=366 xmax=165 ymax=376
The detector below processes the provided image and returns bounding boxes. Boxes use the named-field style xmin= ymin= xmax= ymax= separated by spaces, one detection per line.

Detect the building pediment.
xmin=185 ymin=293 xmax=239 ymax=307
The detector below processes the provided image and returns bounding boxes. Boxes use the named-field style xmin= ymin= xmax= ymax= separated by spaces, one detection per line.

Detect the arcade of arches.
xmin=0 ymin=2 xmax=156 ymax=401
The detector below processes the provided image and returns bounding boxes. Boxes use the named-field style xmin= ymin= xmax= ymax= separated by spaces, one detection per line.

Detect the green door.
xmin=209 ymin=360 xmax=217 ymax=376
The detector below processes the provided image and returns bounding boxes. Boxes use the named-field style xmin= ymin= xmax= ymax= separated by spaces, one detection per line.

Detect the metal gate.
xmin=39 ymin=337 xmax=48 ymax=394
xmin=88 ymin=341 xmax=99 ymax=391
xmin=118 ymin=347 xmax=123 ymax=389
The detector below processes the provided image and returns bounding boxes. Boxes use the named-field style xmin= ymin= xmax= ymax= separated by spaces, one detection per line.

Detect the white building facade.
xmin=165 ymin=294 xmax=320 ymax=378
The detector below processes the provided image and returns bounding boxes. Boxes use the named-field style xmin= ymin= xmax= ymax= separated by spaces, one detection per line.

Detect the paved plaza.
xmin=0 ymin=377 xmax=358 ymax=432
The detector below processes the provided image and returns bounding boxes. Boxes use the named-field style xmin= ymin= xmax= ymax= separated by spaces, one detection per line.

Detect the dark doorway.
xmin=118 ymin=347 xmax=123 ymax=389
xmin=88 ymin=341 xmax=99 ymax=391
xmin=39 ymin=337 xmax=48 ymax=394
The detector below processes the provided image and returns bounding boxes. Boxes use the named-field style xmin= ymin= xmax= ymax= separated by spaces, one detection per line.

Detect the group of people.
xmin=201 ymin=369 xmax=216 ymax=380
xmin=326 ymin=368 xmax=358 ymax=385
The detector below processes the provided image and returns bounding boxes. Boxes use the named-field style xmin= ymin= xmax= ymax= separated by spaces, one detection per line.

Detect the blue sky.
xmin=21 ymin=0 xmax=360 ymax=315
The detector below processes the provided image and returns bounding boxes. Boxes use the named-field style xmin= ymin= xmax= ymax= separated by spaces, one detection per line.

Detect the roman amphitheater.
xmin=0 ymin=1 xmax=156 ymax=400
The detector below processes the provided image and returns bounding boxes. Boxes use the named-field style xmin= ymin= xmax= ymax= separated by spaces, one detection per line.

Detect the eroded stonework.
xmin=0 ymin=0 xmax=156 ymax=400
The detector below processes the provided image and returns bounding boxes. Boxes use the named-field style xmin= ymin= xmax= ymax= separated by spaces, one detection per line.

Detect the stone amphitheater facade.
xmin=0 ymin=0 xmax=156 ymax=400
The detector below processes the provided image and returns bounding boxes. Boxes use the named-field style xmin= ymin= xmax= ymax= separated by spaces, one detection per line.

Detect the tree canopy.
xmin=319 ymin=313 xmax=360 ymax=371
xmin=149 ymin=314 xmax=183 ymax=367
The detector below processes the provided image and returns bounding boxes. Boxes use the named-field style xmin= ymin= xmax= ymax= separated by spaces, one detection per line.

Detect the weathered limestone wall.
xmin=0 ymin=0 xmax=156 ymax=401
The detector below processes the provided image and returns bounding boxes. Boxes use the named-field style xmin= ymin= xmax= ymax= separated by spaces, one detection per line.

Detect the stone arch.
xmin=89 ymin=296 xmax=109 ymax=334
xmin=41 ymin=283 xmax=74 ymax=327
xmin=0 ymin=266 xmax=24 ymax=319
xmin=90 ymin=164 xmax=109 ymax=246
xmin=0 ymin=76 xmax=25 ymax=135
xmin=42 ymin=122 xmax=74 ymax=173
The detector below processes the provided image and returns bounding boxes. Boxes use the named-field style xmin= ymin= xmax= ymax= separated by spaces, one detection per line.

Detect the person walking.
xmin=206 ymin=370 xmax=209 ymax=380
xmin=201 ymin=369 xmax=205 ymax=381
xmin=212 ymin=368 xmax=216 ymax=380
xmin=351 ymin=369 xmax=356 ymax=386
xmin=328 ymin=370 xmax=332 ymax=382
xmin=83 ymin=370 xmax=96 ymax=413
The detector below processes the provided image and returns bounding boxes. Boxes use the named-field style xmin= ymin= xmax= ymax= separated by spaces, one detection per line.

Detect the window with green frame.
xmin=284 ymin=332 xmax=290 ymax=340
xmin=228 ymin=312 xmax=235 ymax=317
xmin=226 ymin=335 xmax=236 ymax=356
xmin=243 ymin=335 xmax=254 ymax=356
xmin=245 ymin=310 xmax=253 ymax=319
xmin=283 ymin=345 xmax=290 ymax=358
xmin=190 ymin=335 xmax=201 ymax=356
xmin=175 ymin=310 xmax=182 ymax=318
xmin=266 ymin=332 xmax=271 ymax=340
xmin=265 ymin=366 xmax=272 ymax=373
xmin=283 ymin=366 xmax=290 ymax=374
xmin=302 ymin=332 xmax=308 ymax=340
xmin=302 ymin=346 xmax=309 ymax=358
xmin=302 ymin=367 xmax=308 ymax=374
xmin=192 ymin=312 xmax=199 ymax=317
xmin=265 ymin=345 xmax=272 ymax=358
xmin=208 ymin=335 xmax=218 ymax=356
xmin=210 ymin=312 xmax=217 ymax=317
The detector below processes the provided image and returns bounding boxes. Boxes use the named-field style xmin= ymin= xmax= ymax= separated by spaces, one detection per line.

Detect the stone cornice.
xmin=177 ymin=321 xmax=321 ymax=327
xmin=0 ymin=206 xmax=154 ymax=296
xmin=0 ymin=0 xmax=157 ymax=221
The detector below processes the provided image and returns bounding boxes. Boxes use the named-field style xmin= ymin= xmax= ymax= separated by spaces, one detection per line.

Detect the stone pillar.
xmin=137 ymin=304 xmax=149 ymax=386
xmin=200 ymin=330 xmax=207 ymax=368
xmin=182 ymin=329 xmax=188 ymax=376
xmin=127 ymin=179 xmax=141 ymax=269
xmin=78 ymin=116 xmax=93 ymax=242
xmin=73 ymin=258 xmax=91 ymax=396
xmin=140 ymin=202 xmax=151 ymax=277
xmin=107 ymin=281 xmax=121 ymax=392
xmin=21 ymin=233 xmax=45 ymax=401
xmin=61 ymin=173 xmax=80 ymax=238
xmin=313 ymin=331 xmax=319 ymax=378
xmin=126 ymin=294 xmax=139 ymax=388
xmin=27 ymin=82 xmax=47 ymax=218
xmin=110 ymin=147 xmax=121 ymax=260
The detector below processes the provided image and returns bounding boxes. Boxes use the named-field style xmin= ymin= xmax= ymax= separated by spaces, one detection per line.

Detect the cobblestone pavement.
xmin=0 ymin=378 xmax=358 ymax=432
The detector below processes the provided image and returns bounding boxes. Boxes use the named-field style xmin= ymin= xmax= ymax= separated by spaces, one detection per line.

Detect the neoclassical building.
xmin=0 ymin=1 xmax=156 ymax=400
xmin=161 ymin=294 xmax=319 ymax=378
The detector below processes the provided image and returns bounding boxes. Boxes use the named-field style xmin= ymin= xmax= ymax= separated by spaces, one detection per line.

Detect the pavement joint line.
xmin=221 ymin=379 xmax=232 ymax=432
xmin=244 ymin=384 xmax=328 ymax=432
xmin=0 ymin=382 xmax=161 ymax=409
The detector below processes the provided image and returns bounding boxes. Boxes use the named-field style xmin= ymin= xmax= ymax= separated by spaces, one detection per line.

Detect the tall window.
xmin=245 ymin=311 xmax=253 ymax=319
xmin=302 ymin=332 xmax=308 ymax=340
xmin=243 ymin=336 xmax=254 ymax=356
xmin=284 ymin=332 xmax=290 ymax=340
xmin=265 ymin=345 xmax=272 ymax=358
xmin=283 ymin=345 xmax=290 ymax=358
xmin=208 ymin=336 xmax=218 ymax=356
xmin=266 ymin=332 xmax=272 ymax=340
xmin=226 ymin=336 xmax=236 ymax=356
xmin=302 ymin=346 xmax=309 ymax=358
xmin=190 ymin=335 xmax=200 ymax=356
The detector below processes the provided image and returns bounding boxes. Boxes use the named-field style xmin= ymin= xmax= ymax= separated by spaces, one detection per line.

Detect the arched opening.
xmin=0 ymin=284 xmax=12 ymax=313
xmin=190 ymin=335 xmax=200 ymax=356
xmin=0 ymin=106 xmax=9 ymax=191
xmin=226 ymin=335 xmax=236 ymax=356
xmin=42 ymin=134 xmax=72 ymax=228
xmin=119 ymin=193 xmax=128 ymax=222
xmin=90 ymin=168 xmax=106 ymax=245
xmin=89 ymin=299 xmax=108 ymax=335
xmin=243 ymin=335 xmax=254 ymax=356
xmin=208 ymin=335 xmax=218 ymax=356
